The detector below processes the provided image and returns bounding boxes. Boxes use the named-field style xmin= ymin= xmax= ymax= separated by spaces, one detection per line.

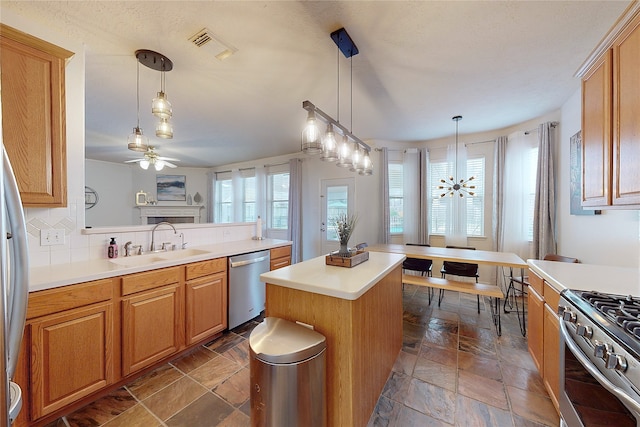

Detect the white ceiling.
xmin=2 ymin=1 xmax=631 ymax=167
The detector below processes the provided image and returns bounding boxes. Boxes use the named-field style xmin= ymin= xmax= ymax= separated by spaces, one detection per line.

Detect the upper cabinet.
xmin=580 ymin=5 xmax=640 ymax=209
xmin=0 ymin=24 xmax=73 ymax=207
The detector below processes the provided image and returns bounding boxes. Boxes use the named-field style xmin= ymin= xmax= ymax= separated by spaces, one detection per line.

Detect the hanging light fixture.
xmin=127 ymin=56 xmax=149 ymax=152
xmin=135 ymin=49 xmax=174 ymax=139
xmin=438 ymin=115 xmax=476 ymax=198
xmin=124 ymin=146 xmax=179 ymax=171
xmin=301 ymin=27 xmax=372 ymax=175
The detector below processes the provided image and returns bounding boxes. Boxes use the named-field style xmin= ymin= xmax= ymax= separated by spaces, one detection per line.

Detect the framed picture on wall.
xmin=570 ymin=131 xmax=600 ymax=216
xmin=157 ymin=175 xmax=186 ymax=201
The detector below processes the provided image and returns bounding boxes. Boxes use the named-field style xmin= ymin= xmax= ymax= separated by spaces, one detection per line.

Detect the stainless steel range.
xmin=559 ymin=289 xmax=640 ymax=427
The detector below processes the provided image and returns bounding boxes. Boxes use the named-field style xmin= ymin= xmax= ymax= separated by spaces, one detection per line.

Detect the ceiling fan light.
xmin=156 ymin=118 xmax=173 ymax=139
xmin=301 ymin=111 xmax=322 ymax=154
xmin=127 ymin=127 xmax=149 ymax=152
xmin=154 ymin=160 xmax=165 ymax=171
xmin=152 ymin=91 xmax=172 ymax=119
xmin=139 ymin=159 xmax=150 ymax=170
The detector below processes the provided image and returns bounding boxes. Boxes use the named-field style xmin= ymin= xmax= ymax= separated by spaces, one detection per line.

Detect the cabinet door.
xmin=612 ymin=14 xmax=640 ymax=206
xmin=581 ymin=50 xmax=612 ymax=207
xmin=121 ymin=284 xmax=182 ymax=376
xmin=527 ymin=286 xmax=544 ymax=374
xmin=30 ymin=302 xmax=114 ymax=419
xmin=0 ymin=25 xmax=72 ymax=207
xmin=543 ymin=303 xmax=560 ymax=411
xmin=270 ymin=246 xmax=292 ymax=270
xmin=186 ymin=272 xmax=227 ymax=345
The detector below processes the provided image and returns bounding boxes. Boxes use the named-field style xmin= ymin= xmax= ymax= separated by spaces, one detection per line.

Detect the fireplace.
xmin=137 ymin=206 xmax=204 ymax=225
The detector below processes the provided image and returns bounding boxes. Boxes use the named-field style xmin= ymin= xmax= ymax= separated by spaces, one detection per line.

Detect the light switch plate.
xmin=40 ymin=229 xmax=65 ymax=246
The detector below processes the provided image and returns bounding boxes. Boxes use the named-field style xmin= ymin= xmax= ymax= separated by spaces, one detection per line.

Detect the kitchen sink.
xmin=156 ymin=248 xmax=210 ymax=261
xmin=109 ymin=254 xmax=165 ymax=267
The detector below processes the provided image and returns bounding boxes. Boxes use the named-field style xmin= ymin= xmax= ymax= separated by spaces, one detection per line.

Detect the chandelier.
xmin=301 ymin=28 xmax=372 ymax=176
xmin=438 ymin=115 xmax=475 ymax=197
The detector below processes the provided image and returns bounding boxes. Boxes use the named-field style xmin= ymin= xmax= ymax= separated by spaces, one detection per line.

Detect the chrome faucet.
xmin=150 ymin=221 xmax=177 ymax=252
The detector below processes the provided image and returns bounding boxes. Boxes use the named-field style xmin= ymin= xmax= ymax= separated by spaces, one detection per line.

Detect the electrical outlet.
xmin=40 ymin=229 xmax=65 ymax=246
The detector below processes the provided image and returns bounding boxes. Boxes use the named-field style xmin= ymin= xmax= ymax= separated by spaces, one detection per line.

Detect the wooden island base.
xmin=265 ymin=265 xmax=402 ymax=427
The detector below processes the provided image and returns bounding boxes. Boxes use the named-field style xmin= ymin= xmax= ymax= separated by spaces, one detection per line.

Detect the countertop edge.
xmin=261 ymin=252 xmax=405 ymax=300
xmin=30 ymin=239 xmax=292 ymax=292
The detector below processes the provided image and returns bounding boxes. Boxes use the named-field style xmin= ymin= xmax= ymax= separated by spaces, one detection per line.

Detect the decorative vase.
xmin=339 ymin=242 xmax=350 ymax=257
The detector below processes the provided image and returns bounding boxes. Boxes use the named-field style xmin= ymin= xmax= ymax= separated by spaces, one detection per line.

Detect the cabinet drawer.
xmin=271 ymin=245 xmax=291 ymax=260
xmin=186 ymin=257 xmax=227 ymax=280
xmin=27 ymin=278 xmax=115 ymax=319
xmin=543 ymin=282 xmax=561 ymax=311
xmin=122 ymin=266 xmax=182 ymax=296
xmin=270 ymin=257 xmax=291 ymax=271
xmin=529 ymin=270 xmax=544 ymax=296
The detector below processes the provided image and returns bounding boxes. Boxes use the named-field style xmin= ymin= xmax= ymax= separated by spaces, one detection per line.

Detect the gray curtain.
xmin=287 ymin=158 xmax=302 ymax=264
xmin=533 ymin=122 xmax=557 ymax=259
xmin=380 ymin=148 xmax=390 ymax=244
xmin=492 ymin=136 xmax=508 ymax=252
xmin=418 ymin=148 xmax=429 ymax=244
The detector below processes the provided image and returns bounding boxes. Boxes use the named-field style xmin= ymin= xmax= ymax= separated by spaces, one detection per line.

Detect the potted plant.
xmin=334 ymin=212 xmax=358 ymax=257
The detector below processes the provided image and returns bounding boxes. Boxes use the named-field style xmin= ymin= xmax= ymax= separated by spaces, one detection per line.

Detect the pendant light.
xmin=135 ymin=49 xmax=174 ymax=139
xmin=127 ymin=57 xmax=149 ymax=152
xmin=302 ymin=110 xmax=322 ymax=154
xmin=438 ymin=115 xmax=475 ymax=197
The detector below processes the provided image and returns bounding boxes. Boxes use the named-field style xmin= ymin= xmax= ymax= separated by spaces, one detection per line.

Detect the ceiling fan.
xmin=124 ymin=146 xmax=179 ymax=171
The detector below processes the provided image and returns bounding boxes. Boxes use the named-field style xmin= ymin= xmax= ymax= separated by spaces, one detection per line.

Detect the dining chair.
xmin=402 ymin=243 xmax=433 ymax=299
xmin=505 ymin=253 xmax=579 ymax=336
xmin=440 ymin=245 xmax=481 ymax=312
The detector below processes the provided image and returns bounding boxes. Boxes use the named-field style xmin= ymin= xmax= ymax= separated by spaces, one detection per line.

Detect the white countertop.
xmin=260 ymin=251 xmax=406 ymax=300
xmin=528 ymin=259 xmax=640 ymax=295
xmin=30 ymin=239 xmax=291 ymax=292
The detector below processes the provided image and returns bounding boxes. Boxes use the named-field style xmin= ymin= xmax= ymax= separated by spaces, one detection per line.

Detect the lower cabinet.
xmin=270 ymin=245 xmax=292 ymax=270
xmin=527 ymin=271 xmax=560 ymax=412
xmin=185 ymin=258 xmax=227 ymax=345
xmin=121 ymin=267 xmax=184 ymax=376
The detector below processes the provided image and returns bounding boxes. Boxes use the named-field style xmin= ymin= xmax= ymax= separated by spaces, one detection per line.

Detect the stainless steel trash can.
xmin=249 ymin=317 xmax=326 ymax=427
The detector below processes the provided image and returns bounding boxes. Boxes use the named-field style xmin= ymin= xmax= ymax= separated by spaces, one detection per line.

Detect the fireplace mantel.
xmin=136 ymin=205 xmax=204 ymax=224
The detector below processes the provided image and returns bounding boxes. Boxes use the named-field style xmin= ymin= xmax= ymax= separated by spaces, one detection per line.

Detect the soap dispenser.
xmin=108 ymin=237 xmax=118 ymax=259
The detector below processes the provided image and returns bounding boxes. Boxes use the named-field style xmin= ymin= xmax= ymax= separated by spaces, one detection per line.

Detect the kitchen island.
xmin=260 ymin=251 xmax=405 ymax=427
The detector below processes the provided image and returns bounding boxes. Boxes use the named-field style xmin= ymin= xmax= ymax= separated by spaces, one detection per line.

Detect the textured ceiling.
xmin=1 ymin=1 xmax=631 ymax=167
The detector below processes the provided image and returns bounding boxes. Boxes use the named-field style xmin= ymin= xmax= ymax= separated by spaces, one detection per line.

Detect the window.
xmin=429 ymin=157 xmax=485 ymax=236
xmin=326 ymin=185 xmax=348 ymax=241
xmin=268 ymin=172 xmax=289 ymax=229
xmin=388 ymin=162 xmax=404 ymax=234
xmin=214 ymin=172 xmax=233 ymax=223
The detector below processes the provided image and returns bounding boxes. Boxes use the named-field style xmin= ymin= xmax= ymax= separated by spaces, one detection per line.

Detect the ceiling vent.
xmin=188 ymin=28 xmax=237 ymax=60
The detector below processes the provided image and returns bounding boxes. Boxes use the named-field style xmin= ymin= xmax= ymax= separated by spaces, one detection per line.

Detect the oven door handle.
xmin=560 ymin=320 xmax=640 ymax=413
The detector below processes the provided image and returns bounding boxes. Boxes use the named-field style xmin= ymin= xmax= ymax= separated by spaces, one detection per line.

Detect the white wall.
xmin=557 ymin=90 xmax=640 ymax=267
xmin=85 ymin=159 xmax=210 ymax=227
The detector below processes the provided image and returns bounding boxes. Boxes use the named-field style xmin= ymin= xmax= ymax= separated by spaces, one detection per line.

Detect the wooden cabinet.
xmin=612 ymin=13 xmax=640 ymax=205
xmin=580 ymin=10 xmax=640 ymax=208
xmin=185 ymin=258 xmax=227 ymax=345
xmin=270 ymin=245 xmax=292 ymax=270
xmin=0 ymin=24 xmax=72 ymax=207
xmin=527 ymin=286 xmax=544 ymax=373
xmin=527 ymin=271 xmax=560 ymax=413
xmin=121 ymin=267 xmax=184 ymax=376
xmin=25 ymin=278 xmax=116 ymax=420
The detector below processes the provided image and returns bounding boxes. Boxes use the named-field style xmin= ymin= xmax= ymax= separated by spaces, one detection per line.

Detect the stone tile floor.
xmin=44 ymin=284 xmax=558 ymax=427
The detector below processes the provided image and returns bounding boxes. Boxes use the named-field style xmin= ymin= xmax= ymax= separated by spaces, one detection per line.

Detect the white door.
xmin=320 ymin=178 xmax=355 ymax=255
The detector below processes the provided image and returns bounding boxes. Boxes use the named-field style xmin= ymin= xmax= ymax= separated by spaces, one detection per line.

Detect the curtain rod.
xmin=264 ymin=161 xmax=290 ymax=168
xmin=524 ymin=121 xmax=559 ymax=135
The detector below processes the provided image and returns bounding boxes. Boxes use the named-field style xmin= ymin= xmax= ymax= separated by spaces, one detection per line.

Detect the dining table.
xmin=367 ymin=243 xmax=529 ymax=335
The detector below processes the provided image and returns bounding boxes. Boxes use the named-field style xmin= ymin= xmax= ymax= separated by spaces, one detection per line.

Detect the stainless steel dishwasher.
xmin=228 ymin=250 xmax=271 ymax=329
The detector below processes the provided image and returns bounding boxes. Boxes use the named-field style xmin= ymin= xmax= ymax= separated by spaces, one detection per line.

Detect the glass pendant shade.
xmin=360 ymin=152 xmax=373 ymax=175
xmin=336 ymin=136 xmax=353 ymax=168
xmin=152 ymin=91 xmax=172 ymax=119
xmin=301 ymin=111 xmax=322 ymax=154
xmin=320 ymin=124 xmax=338 ymax=162
xmin=127 ymin=127 xmax=149 ymax=152
xmin=156 ymin=118 xmax=173 ymax=139
xmin=349 ymin=143 xmax=363 ymax=172
xmin=139 ymin=159 xmax=150 ymax=170
xmin=154 ymin=160 xmax=165 ymax=171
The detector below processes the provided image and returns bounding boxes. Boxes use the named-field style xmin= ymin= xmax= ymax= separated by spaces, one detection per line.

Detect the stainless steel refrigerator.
xmin=1 ymin=137 xmax=30 ymax=424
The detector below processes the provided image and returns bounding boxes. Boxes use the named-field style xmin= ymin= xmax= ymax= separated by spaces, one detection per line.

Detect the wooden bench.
xmin=402 ymin=274 xmax=504 ymax=335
